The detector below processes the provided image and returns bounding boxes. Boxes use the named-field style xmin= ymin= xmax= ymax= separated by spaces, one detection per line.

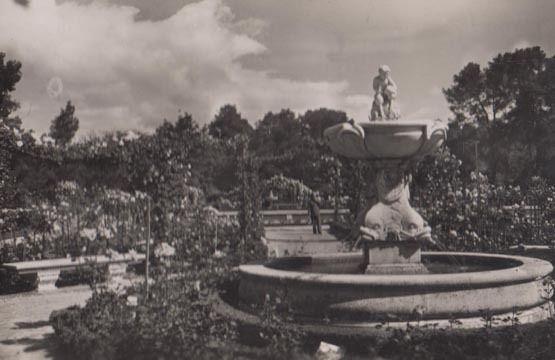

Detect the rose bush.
xmin=412 ymin=148 xmax=554 ymax=251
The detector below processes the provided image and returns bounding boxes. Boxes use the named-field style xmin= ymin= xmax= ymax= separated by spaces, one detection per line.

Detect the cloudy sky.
xmin=1 ymin=0 xmax=554 ymax=136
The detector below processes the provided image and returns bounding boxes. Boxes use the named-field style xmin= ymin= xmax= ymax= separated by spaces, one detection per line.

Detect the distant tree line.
xmin=1 ymin=46 xmax=554 ymax=218
xmin=444 ymin=46 xmax=555 ymax=185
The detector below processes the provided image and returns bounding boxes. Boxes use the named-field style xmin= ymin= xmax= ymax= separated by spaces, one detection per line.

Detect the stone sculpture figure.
xmin=324 ymin=68 xmax=447 ymax=273
xmin=325 ymin=117 xmax=447 ymax=245
xmin=370 ymin=65 xmax=399 ymax=121
xmin=358 ymin=167 xmax=432 ymax=244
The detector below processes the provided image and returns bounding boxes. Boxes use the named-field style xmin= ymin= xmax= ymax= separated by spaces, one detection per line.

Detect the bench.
xmin=2 ymin=253 xmax=145 ymax=291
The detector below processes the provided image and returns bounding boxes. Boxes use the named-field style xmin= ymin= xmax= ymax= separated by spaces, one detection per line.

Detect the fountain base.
xmin=216 ymin=294 xmax=553 ymax=333
xmin=362 ymin=242 xmax=426 ymax=274
xmin=364 ymin=242 xmax=421 ymax=264
xmin=365 ymin=263 xmax=427 ymax=275
xmin=237 ymin=252 xmax=553 ymax=324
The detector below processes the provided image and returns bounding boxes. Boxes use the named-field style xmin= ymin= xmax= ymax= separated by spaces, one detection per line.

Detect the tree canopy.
xmin=208 ymin=104 xmax=252 ymax=140
xmin=0 ymin=52 xmax=22 ymax=122
xmin=444 ymin=46 xmax=555 ymax=185
xmin=300 ymin=108 xmax=349 ymax=141
xmin=0 ymin=52 xmax=24 ymax=209
xmin=49 ymin=101 xmax=79 ymax=147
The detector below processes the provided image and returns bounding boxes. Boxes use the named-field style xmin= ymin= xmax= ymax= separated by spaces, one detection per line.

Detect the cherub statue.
xmin=370 ymin=65 xmax=400 ymax=121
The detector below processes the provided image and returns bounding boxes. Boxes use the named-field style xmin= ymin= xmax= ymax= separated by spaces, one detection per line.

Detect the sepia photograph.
xmin=0 ymin=0 xmax=554 ymax=359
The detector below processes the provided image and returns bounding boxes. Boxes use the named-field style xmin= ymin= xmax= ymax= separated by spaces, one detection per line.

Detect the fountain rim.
xmin=357 ymin=119 xmax=441 ymax=127
xmin=239 ymin=251 xmax=553 ymax=288
xmin=323 ymin=118 xmax=448 ymax=160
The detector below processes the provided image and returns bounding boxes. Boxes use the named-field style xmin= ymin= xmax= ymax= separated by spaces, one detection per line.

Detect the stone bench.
xmin=2 ymin=253 xmax=145 ymax=291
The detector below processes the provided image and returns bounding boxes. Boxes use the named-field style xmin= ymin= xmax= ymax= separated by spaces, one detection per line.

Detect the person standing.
xmin=308 ymin=193 xmax=322 ymax=235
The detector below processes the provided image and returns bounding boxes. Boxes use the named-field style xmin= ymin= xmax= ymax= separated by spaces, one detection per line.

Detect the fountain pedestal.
xmin=324 ymin=119 xmax=447 ymax=272
xmin=363 ymin=242 xmax=425 ymax=274
xmin=357 ymin=164 xmax=431 ymax=273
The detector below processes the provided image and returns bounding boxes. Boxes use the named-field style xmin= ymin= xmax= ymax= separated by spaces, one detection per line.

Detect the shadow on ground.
xmin=1 ymin=321 xmax=72 ymax=359
xmin=13 ymin=320 xmax=51 ymax=329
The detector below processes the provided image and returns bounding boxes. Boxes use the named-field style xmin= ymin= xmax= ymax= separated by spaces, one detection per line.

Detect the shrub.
xmin=50 ymin=291 xmax=134 ymax=359
xmin=412 ymin=148 xmax=555 ymax=252
xmin=49 ymin=203 xmax=283 ymax=360
xmin=55 ymin=264 xmax=108 ymax=288
xmin=0 ymin=268 xmax=37 ymax=294
xmin=50 ymin=261 xmax=313 ymax=360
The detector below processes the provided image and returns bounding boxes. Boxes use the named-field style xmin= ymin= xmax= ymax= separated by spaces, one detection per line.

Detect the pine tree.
xmin=49 ymin=100 xmax=79 ymax=147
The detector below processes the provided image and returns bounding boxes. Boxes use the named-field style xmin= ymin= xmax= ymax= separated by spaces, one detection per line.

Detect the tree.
xmin=0 ymin=53 xmax=47 ymax=217
xmin=208 ymin=104 xmax=252 ymax=140
xmin=0 ymin=53 xmax=23 ymax=209
xmin=538 ymin=56 xmax=555 ymax=181
xmin=443 ymin=47 xmax=554 ymax=184
xmin=300 ymin=108 xmax=349 ymax=142
xmin=123 ymin=112 xmax=202 ymax=240
xmin=444 ymin=47 xmax=546 ymax=126
xmin=125 ymin=112 xmax=201 ymax=196
xmin=50 ymin=101 xmax=79 ymax=147
xmin=0 ymin=124 xmax=18 ymax=208
xmin=247 ymin=108 xmax=347 ymax=195
xmin=195 ymin=131 xmax=238 ymax=195
xmin=0 ymin=52 xmax=22 ymax=121
xmin=235 ymin=135 xmax=264 ymax=261
xmin=251 ymin=109 xmax=301 ymax=157
xmin=249 ymin=109 xmax=302 ymax=181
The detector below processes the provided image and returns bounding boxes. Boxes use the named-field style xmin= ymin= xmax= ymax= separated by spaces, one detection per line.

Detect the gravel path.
xmin=0 ymin=286 xmax=91 ymax=360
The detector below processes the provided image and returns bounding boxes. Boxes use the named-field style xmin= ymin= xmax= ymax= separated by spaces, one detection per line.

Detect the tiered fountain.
xmin=227 ymin=66 xmax=553 ymax=330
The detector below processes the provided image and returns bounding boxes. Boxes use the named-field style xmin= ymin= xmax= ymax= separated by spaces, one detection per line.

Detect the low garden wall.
xmin=219 ymin=209 xmax=349 ymax=226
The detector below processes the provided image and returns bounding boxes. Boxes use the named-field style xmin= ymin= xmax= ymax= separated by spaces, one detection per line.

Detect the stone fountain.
xmin=225 ymin=66 xmax=553 ymax=330
xmin=323 ymin=118 xmax=446 ymax=275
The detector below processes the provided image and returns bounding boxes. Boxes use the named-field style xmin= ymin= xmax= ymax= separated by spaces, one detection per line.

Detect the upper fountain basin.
xmin=323 ymin=119 xmax=447 ymax=160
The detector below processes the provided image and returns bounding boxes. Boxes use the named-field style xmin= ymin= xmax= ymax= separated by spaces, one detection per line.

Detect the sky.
xmin=1 ymin=0 xmax=554 ymax=136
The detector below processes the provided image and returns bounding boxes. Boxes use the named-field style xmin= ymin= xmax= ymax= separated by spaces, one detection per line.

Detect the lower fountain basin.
xmin=238 ymin=252 xmax=553 ymax=323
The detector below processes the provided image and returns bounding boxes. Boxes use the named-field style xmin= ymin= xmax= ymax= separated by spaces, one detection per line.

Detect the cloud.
xmin=0 ymin=0 xmax=367 ymax=135
xmin=57 ymin=0 xmax=200 ymax=22
xmin=231 ymin=18 xmax=267 ymax=38
xmin=13 ymin=0 xmax=29 ymax=8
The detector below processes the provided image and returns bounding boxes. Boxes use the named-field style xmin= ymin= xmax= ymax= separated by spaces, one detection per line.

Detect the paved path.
xmin=0 ymin=286 xmax=92 ymax=360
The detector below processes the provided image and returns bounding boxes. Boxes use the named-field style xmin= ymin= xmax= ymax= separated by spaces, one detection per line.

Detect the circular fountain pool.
xmin=236 ymin=252 xmax=553 ymax=328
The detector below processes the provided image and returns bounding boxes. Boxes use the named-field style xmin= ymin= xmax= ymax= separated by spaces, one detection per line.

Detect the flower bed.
xmin=49 ymin=254 xmax=555 ymax=360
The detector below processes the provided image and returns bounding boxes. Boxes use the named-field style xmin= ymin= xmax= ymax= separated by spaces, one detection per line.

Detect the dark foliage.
xmin=49 ymin=101 xmax=79 ymax=147
xmin=444 ymin=47 xmax=555 ymax=185
xmin=208 ymin=104 xmax=253 ymax=140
